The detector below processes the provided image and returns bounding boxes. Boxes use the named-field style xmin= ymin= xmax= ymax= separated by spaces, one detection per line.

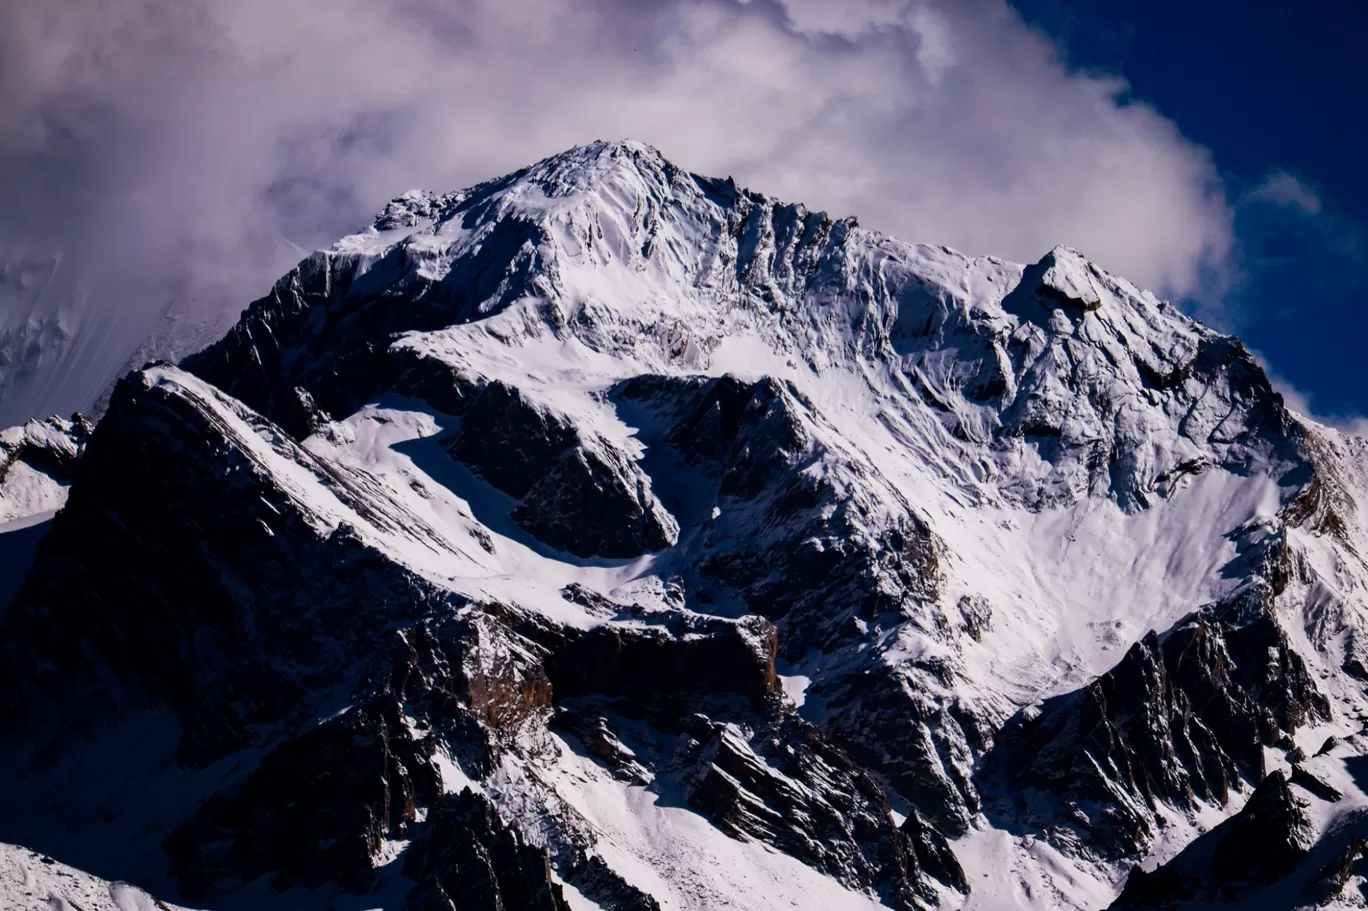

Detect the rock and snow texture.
xmin=0 ymin=842 xmax=190 ymax=911
xmin=0 ymin=414 xmax=90 ymax=525
xmin=0 ymin=140 xmax=1365 ymax=910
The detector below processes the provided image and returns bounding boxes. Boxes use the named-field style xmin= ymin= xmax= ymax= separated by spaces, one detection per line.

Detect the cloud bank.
xmin=0 ymin=0 xmax=1235 ymax=424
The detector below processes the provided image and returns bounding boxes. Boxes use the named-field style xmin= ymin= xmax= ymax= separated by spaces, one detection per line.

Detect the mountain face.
xmin=0 ymin=252 xmax=234 ymax=429
xmin=0 ymin=139 xmax=1366 ymax=911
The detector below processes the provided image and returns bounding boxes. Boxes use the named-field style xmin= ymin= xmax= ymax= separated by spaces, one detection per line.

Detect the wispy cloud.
xmin=1245 ymin=169 xmax=1322 ymax=215
xmin=1186 ymin=165 xmax=1363 ymax=334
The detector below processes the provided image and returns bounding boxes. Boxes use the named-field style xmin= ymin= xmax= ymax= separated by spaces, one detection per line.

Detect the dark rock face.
xmin=0 ymin=414 xmax=92 ymax=611
xmin=0 ymin=368 xmax=568 ymax=904
xmin=385 ymin=345 xmax=484 ymax=417
xmin=182 ymin=206 xmax=553 ymax=438
xmin=403 ymin=789 xmax=569 ymax=911
xmin=0 ymin=371 xmax=556 ymax=904
xmin=536 ymin=578 xmax=966 ymax=908
xmin=545 ymin=614 xmax=780 ymax=708
xmin=0 ymin=370 xmax=444 ymax=764
xmin=195 ymin=290 xmax=683 ymax=561
xmin=821 ymin=663 xmax=983 ymax=838
xmin=989 ymin=587 xmax=1327 ymax=858
xmin=452 ymin=381 xmax=579 ymax=498
xmin=678 ymin=712 xmax=966 ymax=909
xmin=0 ymin=367 xmax=966 ymax=909
xmin=536 ymin=584 xmax=966 ymax=908
xmin=552 ymin=692 xmax=965 ymax=911
xmin=0 ymin=350 xmax=1322 ymax=911
xmin=2 ymin=142 xmax=1354 ymax=911
xmin=615 ymin=374 xmax=984 ymax=836
xmin=1111 ymin=770 xmax=1314 ymax=908
xmin=449 ymin=380 xmax=678 ymax=559
xmin=512 ymin=444 xmax=678 ymax=558
xmin=167 ymin=697 xmax=442 ymax=898
xmin=420 ymin=611 xmax=554 ymax=756
xmin=616 ymin=374 xmax=940 ymax=655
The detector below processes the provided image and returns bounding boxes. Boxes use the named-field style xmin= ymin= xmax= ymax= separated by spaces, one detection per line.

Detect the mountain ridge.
xmin=0 ymin=139 xmax=1365 ymax=910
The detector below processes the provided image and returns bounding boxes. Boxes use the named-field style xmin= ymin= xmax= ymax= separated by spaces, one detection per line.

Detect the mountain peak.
xmin=190 ymin=140 xmax=1291 ymax=521
xmin=522 ymin=137 xmax=678 ymax=198
xmin=568 ymin=137 xmax=667 ymax=159
xmin=1020 ymin=242 xmax=1112 ymax=312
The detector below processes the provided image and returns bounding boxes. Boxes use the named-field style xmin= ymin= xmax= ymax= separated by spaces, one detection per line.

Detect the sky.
xmin=0 ymin=0 xmax=1361 ymax=428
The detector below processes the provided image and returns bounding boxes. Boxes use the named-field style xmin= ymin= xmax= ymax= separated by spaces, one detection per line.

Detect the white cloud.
xmin=0 ymin=0 xmax=1236 ymax=423
xmin=1245 ymin=169 xmax=1322 ymax=215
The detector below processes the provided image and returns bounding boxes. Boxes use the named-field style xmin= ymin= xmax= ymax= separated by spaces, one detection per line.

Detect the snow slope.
xmin=0 ymin=842 xmax=192 ymax=911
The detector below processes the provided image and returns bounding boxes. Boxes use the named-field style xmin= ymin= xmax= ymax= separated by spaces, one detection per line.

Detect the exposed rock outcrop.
xmin=990 ymin=586 xmax=1327 ymax=859
xmin=446 ymin=380 xmax=678 ymax=558
xmin=616 ymin=373 xmax=985 ymax=835
xmin=679 ymin=712 xmax=966 ymax=909
xmin=403 ymin=789 xmax=570 ymax=911
xmin=0 ymin=413 xmax=91 ymax=523
xmin=0 ymin=369 xmax=464 ymax=766
xmin=545 ymin=614 xmax=780 ymax=707
xmin=168 ymin=696 xmax=442 ymax=898
xmin=1111 ymin=770 xmax=1315 ymax=907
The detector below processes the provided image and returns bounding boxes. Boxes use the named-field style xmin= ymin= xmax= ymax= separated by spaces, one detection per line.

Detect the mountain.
xmin=0 ymin=253 xmax=234 ymax=428
xmin=0 ymin=139 xmax=1366 ymax=911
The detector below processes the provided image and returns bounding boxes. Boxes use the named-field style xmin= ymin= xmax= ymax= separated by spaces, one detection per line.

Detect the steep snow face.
xmin=3 ymin=141 xmax=1362 ymax=911
xmin=1283 ymin=421 xmax=1368 ymax=680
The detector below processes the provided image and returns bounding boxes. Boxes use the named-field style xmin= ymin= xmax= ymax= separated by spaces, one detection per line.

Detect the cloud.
xmin=1245 ymin=169 xmax=1322 ymax=215
xmin=0 ymin=0 xmax=1234 ymax=423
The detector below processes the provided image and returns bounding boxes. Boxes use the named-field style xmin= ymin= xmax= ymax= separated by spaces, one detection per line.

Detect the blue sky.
xmin=1015 ymin=0 xmax=1368 ymax=424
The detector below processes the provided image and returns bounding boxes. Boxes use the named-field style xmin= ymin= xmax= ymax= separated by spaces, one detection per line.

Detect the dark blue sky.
xmin=1014 ymin=0 xmax=1368 ymax=423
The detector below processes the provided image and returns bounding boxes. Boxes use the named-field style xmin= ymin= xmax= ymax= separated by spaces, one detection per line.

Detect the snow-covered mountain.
xmin=1 ymin=139 xmax=1367 ymax=910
